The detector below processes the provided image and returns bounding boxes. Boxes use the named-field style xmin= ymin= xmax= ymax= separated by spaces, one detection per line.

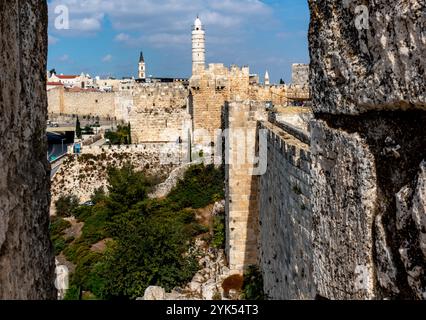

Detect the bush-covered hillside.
xmin=51 ymin=163 xmax=224 ymax=300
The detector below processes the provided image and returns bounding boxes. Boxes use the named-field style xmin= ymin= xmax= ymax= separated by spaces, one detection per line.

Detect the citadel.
xmin=47 ymin=17 xmax=310 ymax=145
xmin=1 ymin=1 xmax=425 ymax=301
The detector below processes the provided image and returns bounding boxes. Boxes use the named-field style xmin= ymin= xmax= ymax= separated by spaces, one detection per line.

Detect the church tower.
xmin=265 ymin=70 xmax=270 ymax=85
xmin=192 ymin=16 xmax=205 ymax=74
xmin=138 ymin=51 xmax=146 ymax=79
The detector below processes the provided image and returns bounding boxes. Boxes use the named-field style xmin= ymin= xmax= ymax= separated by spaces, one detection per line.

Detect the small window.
xmin=95 ymin=100 xmax=98 ymax=103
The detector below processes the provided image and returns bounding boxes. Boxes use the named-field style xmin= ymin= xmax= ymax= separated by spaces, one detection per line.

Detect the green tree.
xmin=55 ymin=195 xmax=79 ymax=217
xmin=95 ymin=210 xmax=198 ymax=299
xmin=167 ymin=164 xmax=224 ymax=209
xmin=76 ymin=117 xmax=82 ymax=139
xmin=91 ymin=187 xmax=106 ymax=205
xmin=58 ymin=163 xmax=223 ymax=300
xmin=106 ymin=164 xmax=151 ymax=215
xmin=242 ymin=265 xmax=265 ymax=300
xmin=83 ymin=125 xmax=94 ymax=135
xmin=104 ymin=124 xmax=132 ymax=145
xmin=128 ymin=123 xmax=132 ymax=144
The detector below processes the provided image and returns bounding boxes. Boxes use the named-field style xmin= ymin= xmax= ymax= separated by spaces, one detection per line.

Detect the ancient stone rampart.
xmin=223 ymin=101 xmax=268 ymax=271
xmin=129 ymin=83 xmax=190 ymax=143
xmin=47 ymin=88 xmax=116 ymax=118
xmin=258 ymin=120 xmax=314 ymax=300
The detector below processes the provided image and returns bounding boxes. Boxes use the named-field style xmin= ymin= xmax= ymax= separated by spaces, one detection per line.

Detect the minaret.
xmin=138 ymin=51 xmax=146 ymax=79
xmin=192 ymin=16 xmax=205 ymax=74
xmin=265 ymin=70 xmax=270 ymax=85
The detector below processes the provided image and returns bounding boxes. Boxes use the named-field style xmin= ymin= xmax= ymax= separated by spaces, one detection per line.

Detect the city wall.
xmin=223 ymin=1 xmax=425 ymax=301
xmin=129 ymin=83 xmax=190 ymax=143
xmin=47 ymin=88 xmax=117 ymax=118
xmin=258 ymin=120 xmax=315 ymax=300
xmin=223 ymin=101 xmax=268 ymax=271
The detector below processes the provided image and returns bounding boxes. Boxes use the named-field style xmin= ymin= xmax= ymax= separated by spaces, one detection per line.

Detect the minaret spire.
xmin=192 ymin=16 xmax=205 ymax=75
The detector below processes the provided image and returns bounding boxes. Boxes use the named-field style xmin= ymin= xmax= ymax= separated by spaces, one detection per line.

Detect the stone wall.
xmin=47 ymin=88 xmax=117 ymax=118
xmin=308 ymin=0 xmax=426 ymax=299
xmin=258 ymin=120 xmax=315 ymax=300
xmin=190 ymin=64 xmax=251 ymax=145
xmin=249 ymin=85 xmax=288 ymax=106
xmin=223 ymin=101 xmax=268 ymax=272
xmin=0 ymin=0 xmax=56 ymax=299
xmin=129 ymin=83 xmax=190 ymax=143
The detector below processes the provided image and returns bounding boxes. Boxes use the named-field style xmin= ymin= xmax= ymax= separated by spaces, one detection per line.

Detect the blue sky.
xmin=47 ymin=0 xmax=310 ymax=83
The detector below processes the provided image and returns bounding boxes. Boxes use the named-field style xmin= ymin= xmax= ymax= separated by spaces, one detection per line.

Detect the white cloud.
xmin=58 ymin=54 xmax=70 ymax=62
xmin=48 ymin=35 xmax=59 ymax=45
xmin=71 ymin=15 xmax=103 ymax=31
xmin=102 ymin=54 xmax=113 ymax=62
xmin=115 ymin=33 xmax=130 ymax=42
xmin=48 ymin=0 xmax=272 ymax=41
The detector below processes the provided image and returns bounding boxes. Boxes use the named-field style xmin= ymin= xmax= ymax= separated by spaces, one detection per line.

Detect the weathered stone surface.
xmin=396 ymin=161 xmax=426 ymax=299
xmin=143 ymin=286 xmax=166 ymax=300
xmin=311 ymin=112 xmax=426 ymax=299
xmin=0 ymin=0 xmax=56 ymax=299
xmin=308 ymin=0 xmax=426 ymax=114
xmin=291 ymin=64 xmax=310 ymax=87
xmin=307 ymin=0 xmax=426 ymax=301
xmin=311 ymin=120 xmax=377 ymax=299
xmin=149 ymin=162 xmax=194 ymax=199
xmin=212 ymin=200 xmax=225 ymax=216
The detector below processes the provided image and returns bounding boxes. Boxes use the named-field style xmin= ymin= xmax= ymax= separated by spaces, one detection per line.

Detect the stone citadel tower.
xmin=192 ymin=16 xmax=206 ymax=74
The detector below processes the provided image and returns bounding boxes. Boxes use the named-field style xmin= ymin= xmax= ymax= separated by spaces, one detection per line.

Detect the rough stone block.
xmin=308 ymin=0 xmax=425 ymax=114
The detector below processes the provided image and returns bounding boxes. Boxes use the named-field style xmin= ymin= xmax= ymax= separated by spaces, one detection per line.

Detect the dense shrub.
xmin=62 ymin=163 xmax=223 ymax=300
xmin=64 ymin=285 xmax=80 ymax=300
xmin=212 ymin=215 xmax=225 ymax=249
xmin=242 ymin=265 xmax=265 ymax=300
xmin=50 ymin=217 xmax=72 ymax=236
xmin=168 ymin=164 xmax=224 ymax=209
xmin=80 ymin=207 xmax=109 ymax=245
xmin=55 ymin=195 xmax=79 ymax=217
xmin=95 ymin=210 xmax=199 ymax=299
xmin=106 ymin=164 xmax=153 ymax=215
xmin=50 ymin=217 xmax=72 ymax=255
xmin=105 ymin=124 xmax=131 ymax=145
